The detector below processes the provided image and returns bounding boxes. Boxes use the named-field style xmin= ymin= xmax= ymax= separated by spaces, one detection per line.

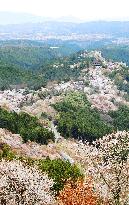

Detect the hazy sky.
xmin=0 ymin=0 xmax=129 ymax=21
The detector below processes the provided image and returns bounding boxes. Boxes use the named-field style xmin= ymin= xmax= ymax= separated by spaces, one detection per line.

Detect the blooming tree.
xmin=83 ymin=131 xmax=129 ymax=205
xmin=0 ymin=159 xmax=56 ymax=205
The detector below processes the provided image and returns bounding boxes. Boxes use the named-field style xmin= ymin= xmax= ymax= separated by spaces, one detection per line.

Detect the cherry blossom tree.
xmin=83 ymin=131 xmax=129 ymax=205
xmin=0 ymin=159 xmax=57 ymax=205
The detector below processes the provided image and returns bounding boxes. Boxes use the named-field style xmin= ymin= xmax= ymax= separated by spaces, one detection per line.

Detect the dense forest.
xmin=0 ymin=40 xmax=81 ymax=70
xmin=53 ymin=92 xmax=129 ymax=142
xmin=1 ymin=40 xmax=129 ymax=91
xmin=53 ymin=92 xmax=113 ymax=142
xmin=101 ymin=45 xmax=129 ymax=66
xmin=0 ymin=65 xmax=47 ymax=90
xmin=0 ymin=48 xmax=92 ymax=90
xmin=0 ymin=46 xmax=60 ymax=70
xmin=1 ymin=92 xmax=129 ymax=145
xmin=109 ymin=105 xmax=129 ymax=131
xmin=0 ymin=108 xmax=54 ymax=144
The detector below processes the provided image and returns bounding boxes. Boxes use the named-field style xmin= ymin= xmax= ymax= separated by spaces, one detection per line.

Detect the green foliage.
xmin=0 ymin=46 xmax=92 ymax=90
xmin=109 ymin=105 xmax=129 ymax=131
xmin=109 ymin=66 xmax=129 ymax=94
xmin=0 ymin=144 xmax=16 ymax=160
xmin=0 ymin=40 xmax=82 ymax=70
xmin=0 ymin=108 xmax=54 ymax=144
xmin=53 ymin=92 xmax=112 ymax=142
xmin=102 ymin=45 xmax=129 ymax=66
xmin=54 ymin=92 xmax=90 ymax=111
xmin=102 ymin=45 xmax=129 ymax=101
xmin=0 ymin=45 xmax=59 ymax=70
xmin=0 ymin=65 xmax=46 ymax=90
xmin=38 ymin=51 xmax=93 ymax=83
xmin=38 ymin=158 xmax=83 ymax=194
xmin=42 ymin=63 xmax=80 ymax=82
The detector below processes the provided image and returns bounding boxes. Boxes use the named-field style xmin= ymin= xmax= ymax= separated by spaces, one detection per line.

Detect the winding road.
xmin=50 ymin=121 xmax=74 ymax=164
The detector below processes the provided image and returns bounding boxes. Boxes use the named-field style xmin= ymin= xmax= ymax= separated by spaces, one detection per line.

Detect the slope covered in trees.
xmin=53 ymin=92 xmax=113 ymax=142
xmin=0 ymin=108 xmax=54 ymax=144
xmin=0 ymin=46 xmax=60 ymax=70
xmin=101 ymin=45 xmax=129 ymax=66
xmin=0 ymin=40 xmax=81 ymax=70
xmin=1 ymin=127 xmax=128 ymax=204
xmin=108 ymin=65 xmax=129 ymax=95
xmin=0 ymin=49 xmax=92 ymax=90
xmin=109 ymin=105 xmax=129 ymax=131
xmin=0 ymin=65 xmax=46 ymax=90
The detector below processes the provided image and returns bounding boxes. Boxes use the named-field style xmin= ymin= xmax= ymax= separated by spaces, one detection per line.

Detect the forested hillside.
xmin=101 ymin=45 xmax=129 ymax=65
xmin=0 ymin=40 xmax=81 ymax=70
xmin=0 ymin=49 xmax=92 ymax=90
xmin=0 ymin=65 xmax=46 ymax=90
xmin=0 ymin=108 xmax=54 ymax=144
xmin=108 ymin=65 xmax=129 ymax=96
xmin=0 ymin=45 xmax=129 ymax=204
xmin=53 ymin=92 xmax=113 ymax=142
xmin=0 ymin=46 xmax=61 ymax=70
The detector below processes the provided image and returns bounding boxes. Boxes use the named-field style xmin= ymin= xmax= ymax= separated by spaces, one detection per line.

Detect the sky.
xmin=0 ymin=0 xmax=129 ymax=21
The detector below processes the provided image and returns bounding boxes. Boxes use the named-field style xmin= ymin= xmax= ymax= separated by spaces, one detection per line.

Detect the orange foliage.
xmin=58 ymin=177 xmax=98 ymax=205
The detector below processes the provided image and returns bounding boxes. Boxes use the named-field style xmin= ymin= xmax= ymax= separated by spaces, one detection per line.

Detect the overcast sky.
xmin=0 ymin=0 xmax=129 ymax=21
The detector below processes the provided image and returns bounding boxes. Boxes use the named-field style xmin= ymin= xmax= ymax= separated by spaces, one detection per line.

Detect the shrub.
xmin=0 ymin=143 xmax=16 ymax=160
xmin=38 ymin=158 xmax=83 ymax=194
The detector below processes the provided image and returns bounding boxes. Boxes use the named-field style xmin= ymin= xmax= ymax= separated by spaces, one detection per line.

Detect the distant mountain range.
xmin=0 ymin=21 xmax=129 ymax=37
xmin=0 ymin=12 xmax=129 ymax=38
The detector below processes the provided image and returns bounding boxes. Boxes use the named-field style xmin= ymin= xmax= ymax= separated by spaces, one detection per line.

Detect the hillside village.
xmin=0 ymin=50 xmax=128 ymax=157
xmin=0 ymin=50 xmax=128 ymax=116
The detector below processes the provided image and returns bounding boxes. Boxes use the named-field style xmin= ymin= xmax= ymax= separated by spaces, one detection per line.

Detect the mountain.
xmin=1 ymin=12 xmax=129 ymax=38
xmin=1 ymin=20 xmax=129 ymax=37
